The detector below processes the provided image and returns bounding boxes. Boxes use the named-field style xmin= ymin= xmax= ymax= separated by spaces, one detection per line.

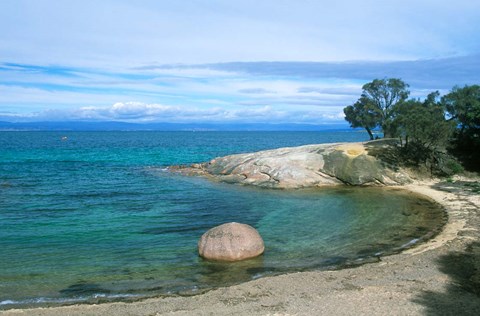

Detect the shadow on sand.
xmin=414 ymin=180 xmax=480 ymax=315
xmin=414 ymin=241 xmax=480 ymax=315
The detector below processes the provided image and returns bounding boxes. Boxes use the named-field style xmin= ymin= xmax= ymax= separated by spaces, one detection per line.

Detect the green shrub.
xmin=445 ymin=159 xmax=464 ymax=175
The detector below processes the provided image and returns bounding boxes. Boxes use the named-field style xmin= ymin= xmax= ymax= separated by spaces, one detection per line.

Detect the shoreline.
xmin=2 ymin=177 xmax=479 ymax=315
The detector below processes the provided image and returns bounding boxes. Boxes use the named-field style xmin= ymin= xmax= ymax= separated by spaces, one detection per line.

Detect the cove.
xmin=0 ymin=131 xmax=446 ymax=309
xmin=0 ymin=173 xmax=446 ymax=309
xmin=179 ymin=183 xmax=446 ymax=290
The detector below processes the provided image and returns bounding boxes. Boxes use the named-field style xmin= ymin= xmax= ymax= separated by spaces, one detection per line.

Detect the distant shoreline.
xmin=0 ymin=121 xmax=356 ymax=132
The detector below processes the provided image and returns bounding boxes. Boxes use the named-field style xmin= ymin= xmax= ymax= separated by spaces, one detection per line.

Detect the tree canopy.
xmin=395 ymin=92 xmax=455 ymax=164
xmin=343 ymin=96 xmax=381 ymax=140
xmin=343 ymin=79 xmax=480 ymax=173
xmin=442 ymin=85 xmax=480 ymax=169
xmin=344 ymin=78 xmax=410 ymax=139
xmin=443 ymin=85 xmax=480 ymax=132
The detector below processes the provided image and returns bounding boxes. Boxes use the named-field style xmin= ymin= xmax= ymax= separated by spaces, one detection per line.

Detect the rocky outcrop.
xmin=172 ymin=140 xmax=411 ymax=189
xmin=198 ymin=222 xmax=265 ymax=262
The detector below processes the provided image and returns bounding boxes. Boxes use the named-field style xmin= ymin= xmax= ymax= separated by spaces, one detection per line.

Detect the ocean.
xmin=0 ymin=131 xmax=445 ymax=309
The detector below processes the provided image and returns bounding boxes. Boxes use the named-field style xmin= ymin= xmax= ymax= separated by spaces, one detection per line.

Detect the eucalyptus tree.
xmin=442 ymin=84 xmax=480 ymax=168
xmin=343 ymin=96 xmax=381 ymax=140
xmin=442 ymin=84 xmax=480 ymax=135
xmin=395 ymin=91 xmax=454 ymax=157
xmin=344 ymin=78 xmax=410 ymax=138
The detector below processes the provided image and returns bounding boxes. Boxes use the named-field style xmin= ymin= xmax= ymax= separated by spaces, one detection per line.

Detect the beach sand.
xmin=2 ymin=178 xmax=480 ymax=315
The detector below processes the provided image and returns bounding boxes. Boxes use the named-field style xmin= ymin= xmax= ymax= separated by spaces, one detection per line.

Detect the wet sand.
xmin=2 ymin=177 xmax=480 ymax=315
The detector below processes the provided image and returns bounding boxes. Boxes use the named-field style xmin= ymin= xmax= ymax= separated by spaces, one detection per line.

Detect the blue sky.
xmin=1 ymin=0 xmax=479 ymax=125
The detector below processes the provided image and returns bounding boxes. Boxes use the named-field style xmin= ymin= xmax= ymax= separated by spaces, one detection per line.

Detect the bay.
xmin=0 ymin=131 xmax=445 ymax=308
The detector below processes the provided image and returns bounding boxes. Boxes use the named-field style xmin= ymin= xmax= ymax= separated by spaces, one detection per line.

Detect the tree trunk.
xmin=365 ymin=127 xmax=374 ymax=140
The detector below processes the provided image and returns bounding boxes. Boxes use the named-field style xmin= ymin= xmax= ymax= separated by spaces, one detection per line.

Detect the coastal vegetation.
xmin=344 ymin=79 xmax=480 ymax=173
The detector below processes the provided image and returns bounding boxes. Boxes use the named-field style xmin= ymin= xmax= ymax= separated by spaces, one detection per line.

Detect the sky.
xmin=1 ymin=0 xmax=479 ymax=126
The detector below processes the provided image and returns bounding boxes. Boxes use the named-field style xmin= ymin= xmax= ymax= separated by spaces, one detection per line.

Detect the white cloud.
xmin=1 ymin=101 xmax=345 ymax=125
xmin=134 ymin=66 xmax=237 ymax=79
xmin=71 ymin=102 xmax=192 ymax=121
xmin=238 ymin=88 xmax=276 ymax=95
xmin=0 ymin=84 xmax=122 ymax=111
xmin=2 ymin=54 xmax=479 ymax=125
xmin=109 ymin=102 xmax=179 ymax=119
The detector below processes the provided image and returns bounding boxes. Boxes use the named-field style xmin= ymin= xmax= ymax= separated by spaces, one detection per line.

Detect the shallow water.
xmin=0 ymin=131 xmax=445 ymax=308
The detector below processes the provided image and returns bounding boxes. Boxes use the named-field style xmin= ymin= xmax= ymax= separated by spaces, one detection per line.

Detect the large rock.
xmin=172 ymin=140 xmax=411 ymax=189
xmin=198 ymin=222 xmax=265 ymax=262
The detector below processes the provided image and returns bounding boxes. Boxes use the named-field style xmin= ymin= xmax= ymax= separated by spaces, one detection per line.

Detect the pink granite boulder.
xmin=198 ymin=222 xmax=265 ymax=262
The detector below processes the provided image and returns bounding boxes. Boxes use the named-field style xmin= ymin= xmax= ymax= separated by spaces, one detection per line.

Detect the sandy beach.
xmin=2 ymin=177 xmax=480 ymax=316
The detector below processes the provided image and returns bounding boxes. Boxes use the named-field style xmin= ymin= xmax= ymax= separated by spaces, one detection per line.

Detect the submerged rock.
xmin=173 ymin=140 xmax=411 ymax=189
xmin=198 ymin=222 xmax=265 ymax=262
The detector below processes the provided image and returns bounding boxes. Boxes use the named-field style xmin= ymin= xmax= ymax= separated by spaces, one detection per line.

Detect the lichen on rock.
xmin=172 ymin=140 xmax=412 ymax=189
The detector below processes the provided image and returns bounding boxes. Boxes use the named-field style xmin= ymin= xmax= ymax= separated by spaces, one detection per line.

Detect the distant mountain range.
xmin=0 ymin=121 xmax=352 ymax=132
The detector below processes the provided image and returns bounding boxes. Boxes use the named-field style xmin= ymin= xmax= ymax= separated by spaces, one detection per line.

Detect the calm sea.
xmin=0 ymin=131 xmax=444 ymax=309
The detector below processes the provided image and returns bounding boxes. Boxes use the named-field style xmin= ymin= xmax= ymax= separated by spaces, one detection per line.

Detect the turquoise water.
xmin=0 ymin=131 xmax=445 ymax=308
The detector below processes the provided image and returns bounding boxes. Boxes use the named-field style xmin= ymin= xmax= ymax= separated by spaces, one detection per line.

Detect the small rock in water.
xmin=198 ymin=222 xmax=265 ymax=262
